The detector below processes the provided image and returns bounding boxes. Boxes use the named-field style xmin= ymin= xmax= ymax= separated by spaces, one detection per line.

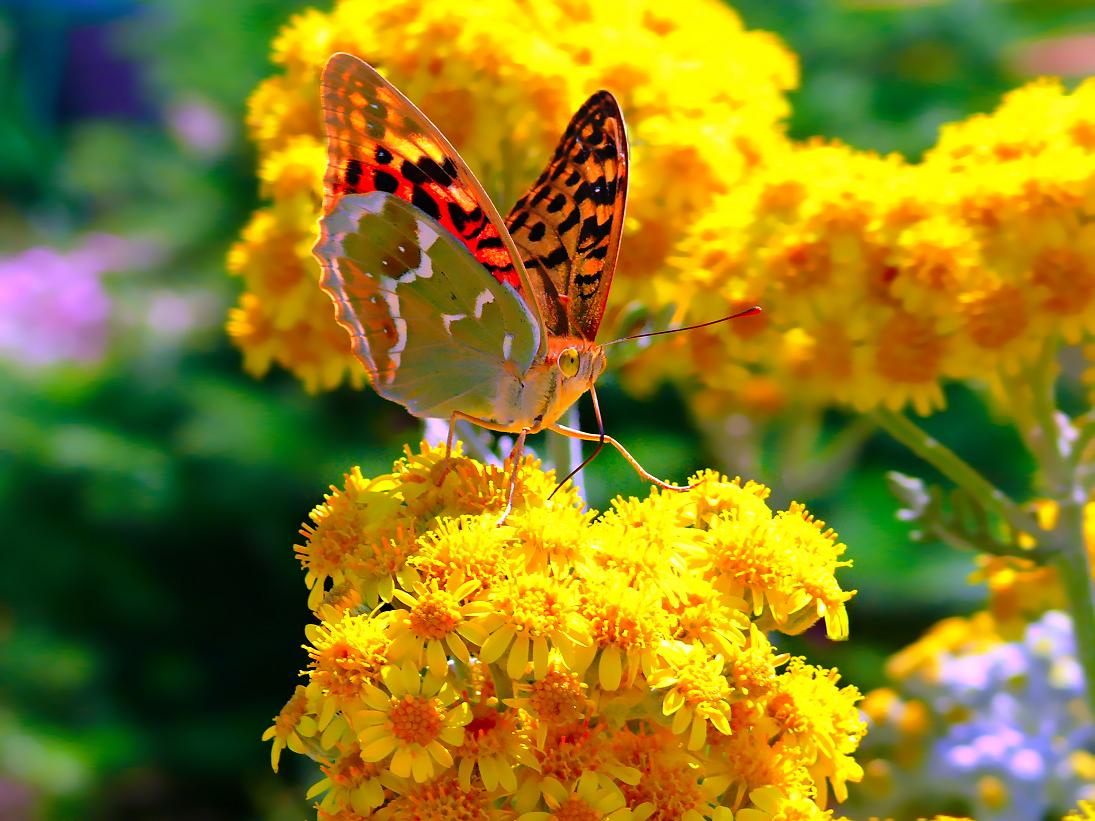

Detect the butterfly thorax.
xmin=490 ymin=338 xmax=606 ymax=434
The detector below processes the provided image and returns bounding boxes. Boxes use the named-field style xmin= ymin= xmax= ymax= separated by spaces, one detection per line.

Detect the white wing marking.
xmin=441 ymin=313 xmax=466 ymax=335
xmin=473 ymin=289 xmax=495 ymax=318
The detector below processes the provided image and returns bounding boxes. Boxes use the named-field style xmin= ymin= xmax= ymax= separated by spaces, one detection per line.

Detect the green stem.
xmin=874 ymin=408 xmax=1041 ymax=537
xmin=1017 ymin=345 xmax=1095 ymax=716
xmin=1050 ymin=503 xmax=1095 ymax=718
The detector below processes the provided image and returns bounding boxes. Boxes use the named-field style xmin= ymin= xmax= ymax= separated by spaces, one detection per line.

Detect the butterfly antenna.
xmin=603 ymin=305 xmax=761 ymax=346
xmin=548 ymin=386 xmax=608 ymax=500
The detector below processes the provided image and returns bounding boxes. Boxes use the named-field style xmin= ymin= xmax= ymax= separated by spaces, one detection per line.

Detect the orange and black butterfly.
xmin=313 ymin=53 xmax=755 ymax=515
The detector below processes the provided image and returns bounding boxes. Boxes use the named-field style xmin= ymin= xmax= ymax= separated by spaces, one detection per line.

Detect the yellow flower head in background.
xmin=664 ymin=78 xmax=1095 ymax=417
xmin=228 ymin=0 xmax=796 ymax=392
xmin=268 ymin=443 xmax=862 ymax=817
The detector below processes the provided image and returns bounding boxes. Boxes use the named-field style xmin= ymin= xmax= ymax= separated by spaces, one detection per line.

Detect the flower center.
xmin=390 ymin=694 xmax=444 ymax=745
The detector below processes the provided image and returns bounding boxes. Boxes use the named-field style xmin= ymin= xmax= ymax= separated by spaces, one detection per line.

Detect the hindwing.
xmin=315 ymin=191 xmax=541 ymax=420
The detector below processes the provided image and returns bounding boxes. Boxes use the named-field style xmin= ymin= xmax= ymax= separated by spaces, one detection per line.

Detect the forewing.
xmin=505 ymin=91 xmax=628 ymax=341
xmin=315 ymin=191 xmax=541 ymax=420
xmin=320 ymin=52 xmax=545 ymax=352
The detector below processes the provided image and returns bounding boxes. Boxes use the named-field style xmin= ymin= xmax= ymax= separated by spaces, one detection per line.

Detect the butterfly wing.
xmin=319 ymin=52 xmax=546 ymax=354
xmin=315 ymin=191 xmax=541 ymax=420
xmin=505 ymin=91 xmax=629 ymax=341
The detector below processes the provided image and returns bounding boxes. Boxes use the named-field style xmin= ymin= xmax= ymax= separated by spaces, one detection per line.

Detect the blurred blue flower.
xmin=850 ymin=610 xmax=1094 ymax=820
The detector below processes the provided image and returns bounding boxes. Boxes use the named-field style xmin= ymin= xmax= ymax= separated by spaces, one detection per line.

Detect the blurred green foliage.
xmin=1 ymin=0 xmax=1092 ymax=817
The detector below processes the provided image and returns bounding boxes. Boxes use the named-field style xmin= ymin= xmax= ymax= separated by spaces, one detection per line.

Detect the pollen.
xmin=548 ymin=796 xmax=600 ymax=821
xmin=390 ymin=694 xmax=445 ymax=746
xmin=527 ymin=668 xmax=589 ymax=727
xmin=408 ymin=590 xmax=462 ymax=640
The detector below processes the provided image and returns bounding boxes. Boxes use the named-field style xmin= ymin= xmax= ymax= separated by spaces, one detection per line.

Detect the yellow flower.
xmin=517 ymin=772 xmax=633 ymax=821
xmin=695 ymin=475 xmax=855 ymax=641
xmin=702 ymin=707 xmax=815 ymax=811
xmin=736 ymin=785 xmax=833 ymax=821
xmin=373 ymin=771 xmax=509 ymax=821
xmin=650 ymin=641 xmax=735 ymax=750
xmin=296 ymin=464 xmax=416 ymax=610
xmin=477 ymin=571 xmax=590 ymax=680
xmin=610 ymin=726 xmax=733 ymax=821
xmin=305 ymin=611 xmax=394 ymax=716
xmin=308 ymin=742 xmax=408 ymax=816
xmin=512 ymin=724 xmax=639 ymax=815
xmin=261 ymin=685 xmax=318 ymax=772
xmin=505 ymin=650 xmax=593 ymax=749
xmin=578 ymin=568 xmax=673 ymax=691
xmin=229 ymin=0 xmax=796 ymax=391
xmin=355 ymin=661 xmax=471 ymax=783
xmin=667 ymin=575 xmax=748 ymax=662
xmin=456 ymin=699 xmax=538 ymax=793
xmin=268 ymin=445 xmax=860 ymax=815
xmin=763 ymin=660 xmax=866 ymax=805
xmin=1066 ymin=799 xmax=1095 ymax=821
xmin=388 ymin=573 xmax=491 ymax=675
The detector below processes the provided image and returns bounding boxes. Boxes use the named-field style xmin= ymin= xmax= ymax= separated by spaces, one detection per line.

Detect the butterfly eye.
xmin=558 ymin=347 xmax=581 ymax=378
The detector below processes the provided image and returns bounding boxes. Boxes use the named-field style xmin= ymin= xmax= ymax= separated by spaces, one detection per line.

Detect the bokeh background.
xmin=3 ymin=0 xmax=1094 ymax=818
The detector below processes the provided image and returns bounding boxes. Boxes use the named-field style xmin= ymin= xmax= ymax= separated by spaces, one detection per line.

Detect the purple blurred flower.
xmin=166 ymin=97 xmax=230 ymax=158
xmin=0 ymin=234 xmax=137 ymax=367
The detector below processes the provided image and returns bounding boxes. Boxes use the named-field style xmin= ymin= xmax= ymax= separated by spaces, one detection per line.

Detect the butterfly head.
xmin=553 ymin=340 xmax=606 ymax=386
xmin=518 ymin=337 xmax=605 ymax=431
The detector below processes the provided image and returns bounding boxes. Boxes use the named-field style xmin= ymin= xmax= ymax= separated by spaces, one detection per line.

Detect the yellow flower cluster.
xmin=265 ymin=443 xmax=861 ymax=818
xmin=660 ymin=77 xmax=1095 ymax=416
xmin=227 ymin=0 xmax=796 ymax=392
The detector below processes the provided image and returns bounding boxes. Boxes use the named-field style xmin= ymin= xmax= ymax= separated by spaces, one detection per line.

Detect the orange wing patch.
xmin=320 ymin=54 xmax=524 ymax=291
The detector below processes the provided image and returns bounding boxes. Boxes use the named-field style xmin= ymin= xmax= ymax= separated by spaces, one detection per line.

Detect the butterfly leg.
xmin=548 ymin=387 xmax=695 ymax=493
xmin=497 ymin=428 xmax=530 ymax=526
xmin=441 ymin=411 xmax=528 ymax=525
xmin=436 ymin=410 xmax=493 ymax=487
xmin=549 ymin=423 xmax=695 ymax=491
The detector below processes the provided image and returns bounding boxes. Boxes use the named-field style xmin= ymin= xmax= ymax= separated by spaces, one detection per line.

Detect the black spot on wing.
xmin=401 ymin=160 xmax=429 ymax=185
xmin=411 ymin=186 xmax=441 ymax=221
xmin=594 ymin=144 xmax=617 ymax=162
xmin=589 ymin=177 xmax=615 ymax=205
xmin=546 ymin=194 xmax=566 ymax=214
xmin=528 ymin=222 xmax=546 ymax=242
xmin=575 ymin=271 xmax=602 ymax=297
xmin=344 ymin=159 xmax=363 ymax=190
xmin=418 ymin=156 xmax=456 ymax=186
xmin=373 ymin=168 xmax=399 ymax=193
xmin=539 ymin=245 xmax=569 ymax=268
xmin=577 ymin=215 xmax=610 ymax=252
xmin=529 ymin=186 xmax=552 ymax=207
xmin=508 ymin=210 xmax=529 ymax=233
xmin=558 ymin=208 xmax=580 ymax=234
xmin=447 ymin=201 xmax=468 ymax=234
xmin=375 ymin=145 xmax=393 ymax=165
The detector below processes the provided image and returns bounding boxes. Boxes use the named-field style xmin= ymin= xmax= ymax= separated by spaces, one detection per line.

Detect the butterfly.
xmin=313 ymin=53 xmax=755 ymax=519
